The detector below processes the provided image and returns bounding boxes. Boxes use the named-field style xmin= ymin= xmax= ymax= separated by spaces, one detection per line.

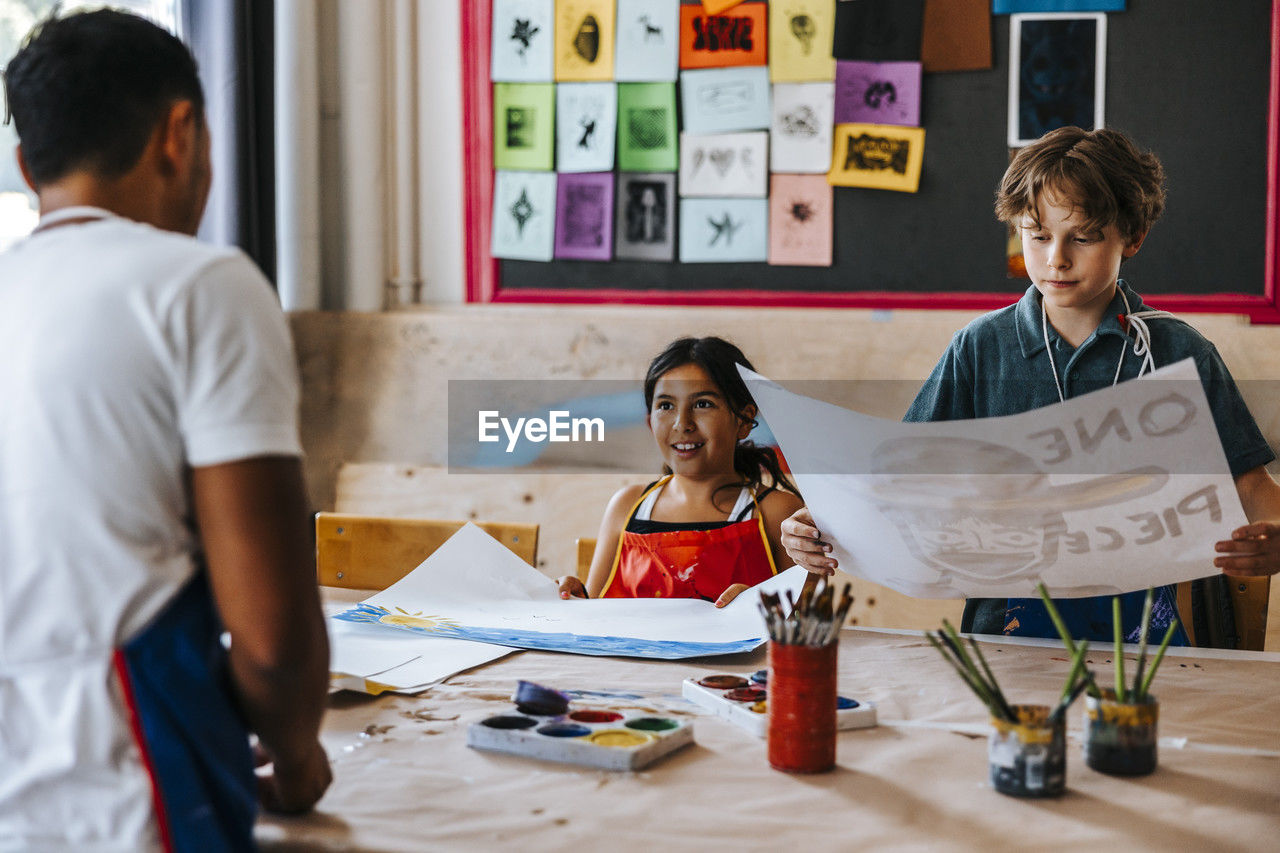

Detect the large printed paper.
xmin=1009 ymin=13 xmax=1105 ymax=147
xmin=769 ymin=0 xmax=836 ymax=82
xmin=493 ymin=83 xmax=555 ymax=171
xmin=741 ymin=360 xmax=1249 ymax=599
xmin=555 ymin=0 xmax=616 ymax=81
xmin=556 ymin=83 xmax=617 ymax=172
xmin=770 ymin=82 xmax=835 ymax=173
xmin=555 ymin=172 xmax=614 ymax=260
xmin=678 ymin=131 xmax=768 ymax=198
xmin=679 ymin=2 xmax=768 ymax=69
xmin=678 ymin=198 xmax=768 ymax=262
xmin=335 ymin=524 xmax=810 ymax=658
xmin=615 ymin=172 xmax=677 ymax=261
xmin=681 ymin=66 xmax=772 ymax=135
xmin=768 ymin=174 xmax=833 ymax=267
xmin=617 ymin=83 xmax=679 ymax=171
xmin=828 ymin=123 xmax=925 ymax=192
xmin=491 ymin=170 xmax=557 ymax=260
xmin=615 ymin=0 xmax=679 ymax=81
xmin=491 ymin=0 xmax=554 ymax=81
xmin=329 ymin=615 xmax=515 ymax=694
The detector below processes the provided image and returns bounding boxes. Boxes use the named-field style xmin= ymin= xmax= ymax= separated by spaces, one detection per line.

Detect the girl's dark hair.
xmin=643 ymin=336 xmax=800 ymax=501
xmin=3 ymin=9 xmax=204 ymax=185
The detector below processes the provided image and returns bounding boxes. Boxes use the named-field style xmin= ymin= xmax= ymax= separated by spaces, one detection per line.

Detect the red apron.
xmin=600 ymin=478 xmax=779 ymax=600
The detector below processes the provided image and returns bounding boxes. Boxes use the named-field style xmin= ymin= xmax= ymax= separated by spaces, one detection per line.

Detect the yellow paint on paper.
xmin=828 ymin=123 xmax=926 ymax=193
xmin=769 ymin=0 xmax=836 ymax=82
xmin=555 ymin=0 xmax=615 ymax=81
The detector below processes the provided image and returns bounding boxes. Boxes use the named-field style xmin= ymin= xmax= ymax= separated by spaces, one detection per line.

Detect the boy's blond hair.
xmin=995 ymin=126 xmax=1166 ymax=243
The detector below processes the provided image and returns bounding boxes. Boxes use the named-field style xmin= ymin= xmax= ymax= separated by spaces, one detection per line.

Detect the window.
xmin=0 ymin=0 xmax=179 ymax=250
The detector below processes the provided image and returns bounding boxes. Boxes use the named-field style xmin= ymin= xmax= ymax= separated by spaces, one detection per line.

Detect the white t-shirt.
xmin=0 ymin=209 xmax=302 ymax=849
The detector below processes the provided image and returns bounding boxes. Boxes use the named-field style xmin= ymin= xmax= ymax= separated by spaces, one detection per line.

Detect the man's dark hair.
xmin=2 ymin=9 xmax=204 ymax=186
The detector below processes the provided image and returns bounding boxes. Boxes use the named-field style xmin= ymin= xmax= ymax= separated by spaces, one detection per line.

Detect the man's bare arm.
xmin=191 ymin=455 xmax=331 ymax=812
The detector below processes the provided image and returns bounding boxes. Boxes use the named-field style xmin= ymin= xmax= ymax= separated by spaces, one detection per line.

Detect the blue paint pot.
xmin=513 ymin=680 xmax=570 ymax=716
xmin=537 ymin=722 xmax=592 ymax=738
xmin=750 ymin=669 xmax=768 ymax=685
xmin=836 ymin=696 xmax=859 ymax=709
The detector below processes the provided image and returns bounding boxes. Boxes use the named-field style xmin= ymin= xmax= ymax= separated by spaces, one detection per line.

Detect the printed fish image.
xmin=574 ymin=14 xmax=600 ymax=62
xmin=790 ymin=14 xmax=815 ymax=54
xmin=510 ymin=188 xmax=535 ymax=237
xmin=845 ymin=133 xmax=909 ymax=174
xmin=510 ymin=18 xmax=539 ymax=58
xmin=699 ymin=82 xmax=752 ymax=114
xmin=707 ymin=212 xmax=742 ymax=246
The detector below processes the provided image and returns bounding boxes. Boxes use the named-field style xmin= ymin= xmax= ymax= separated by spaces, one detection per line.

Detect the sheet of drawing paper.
xmin=615 ymin=0 xmax=679 ymax=81
xmin=491 ymin=171 xmax=556 ymax=260
xmin=832 ymin=0 xmax=924 ymax=61
xmin=769 ymin=0 xmax=836 ymax=82
xmin=678 ymin=197 xmax=768 ymax=262
xmin=921 ymin=0 xmax=992 ymax=72
xmin=492 ymin=0 xmax=554 ymax=81
xmin=834 ymin=61 xmax=922 ymax=127
xmin=493 ymin=83 xmax=555 ymax=170
xmin=740 ymin=359 xmax=1249 ymax=600
xmin=555 ymin=0 xmax=616 ymax=81
xmin=679 ymin=131 xmax=768 ymax=198
xmin=681 ymin=66 xmax=771 ymax=135
xmin=615 ymin=172 xmax=677 ymax=260
xmin=555 ymin=172 xmax=614 ymax=260
xmin=329 ymin=616 xmax=514 ymax=689
xmin=680 ymin=2 xmax=768 ymax=69
xmin=828 ymin=123 xmax=925 ymax=192
xmin=995 ymin=1 xmax=1124 ymax=12
xmin=770 ymin=82 xmax=835 ymax=173
xmin=556 ymin=83 xmax=617 ymax=172
xmin=768 ymin=174 xmax=833 ymax=266
xmin=1009 ymin=13 xmax=1105 ymax=147
xmin=617 ymin=82 xmax=679 ymax=170
xmin=334 ymin=523 xmax=811 ymax=658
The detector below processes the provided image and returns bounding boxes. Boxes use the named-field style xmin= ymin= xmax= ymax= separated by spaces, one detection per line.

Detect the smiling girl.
xmin=557 ymin=337 xmax=803 ymax=606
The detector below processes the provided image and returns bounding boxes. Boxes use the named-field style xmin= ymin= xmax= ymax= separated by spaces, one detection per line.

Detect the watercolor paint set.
xmin=682 ymin=671 xmax=877 ymax=738
xmin=467 ymin=681 xmax=694 ymax=771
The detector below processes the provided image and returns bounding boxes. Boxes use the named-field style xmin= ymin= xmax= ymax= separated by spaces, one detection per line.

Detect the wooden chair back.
xmin=1176 ymin=576 xmax=1270 ymax=651
xmin=575 ymin=537 xmax=596 ymax=583
xmin=316 ymin=512 xmax=538 ymax=589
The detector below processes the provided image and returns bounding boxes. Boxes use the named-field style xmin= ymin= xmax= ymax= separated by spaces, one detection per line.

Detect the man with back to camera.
xmin=0 ymin=10 xmax=330 ymax=849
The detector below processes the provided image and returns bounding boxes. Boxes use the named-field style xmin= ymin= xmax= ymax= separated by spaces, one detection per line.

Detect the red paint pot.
xmin=767 ymin=641 xmax=837 ymax=774
xmin=725 ymin=686 xmax=767 ymax=703
xmin=569 ymin=710 xmax=624 ymax=724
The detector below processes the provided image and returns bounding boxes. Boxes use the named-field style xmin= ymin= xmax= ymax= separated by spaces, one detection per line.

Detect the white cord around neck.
xmin=1041 ymin=285 xmax=1177 ymax=403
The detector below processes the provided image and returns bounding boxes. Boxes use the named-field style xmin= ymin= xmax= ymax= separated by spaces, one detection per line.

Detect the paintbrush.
xmin=1113 ymin=596 xmax=1127 ymax=703
xmin=1036 ymin=582 xmax=1101 ymax=698
xmin=1130 ymin=587 xmax=1154 ymax=700
xmin=1050 ymin=670 xmax=1093 ymax=724
xmin=1136 ymin=618 xmax=1179 ymax=700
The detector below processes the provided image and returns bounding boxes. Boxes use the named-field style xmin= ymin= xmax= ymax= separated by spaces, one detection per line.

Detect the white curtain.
xmin=275 ymin=0 xmax=463 ymax=311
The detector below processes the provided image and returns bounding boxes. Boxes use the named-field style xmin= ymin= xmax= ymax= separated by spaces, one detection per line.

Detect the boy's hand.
xmin=780 ymin=507 xmax=837 ymax=576
xmin=557 ymin=575 xmax=589 ymax=599
xmin=1214 ymin=521 xmax=1280 ymax=576
xmin=714 ymin=583 xmax=749 ymax=608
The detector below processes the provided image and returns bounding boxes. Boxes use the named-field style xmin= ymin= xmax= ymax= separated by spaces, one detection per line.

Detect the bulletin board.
xmin=461 ymin=0 xmax=1280 ymax=321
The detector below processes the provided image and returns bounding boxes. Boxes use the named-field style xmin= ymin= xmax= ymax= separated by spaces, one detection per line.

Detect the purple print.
xmin=834 ymin=60 xmax=922 ymax=127
xmin=555 ymin=172 xmax=614 ymax=260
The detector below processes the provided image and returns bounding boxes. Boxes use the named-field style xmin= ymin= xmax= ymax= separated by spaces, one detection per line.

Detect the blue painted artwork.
xmin=335 ymin=603 xmax=766 ymax=659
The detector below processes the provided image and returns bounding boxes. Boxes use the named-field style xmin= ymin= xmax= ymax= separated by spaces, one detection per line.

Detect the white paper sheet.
xmin=741 ymin=359 xmax=1248 ymax=599
xmin=328 ymin=615 xmax=515 ymax=689
xmin=334 ymin=523 xmax=811 ymax=657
